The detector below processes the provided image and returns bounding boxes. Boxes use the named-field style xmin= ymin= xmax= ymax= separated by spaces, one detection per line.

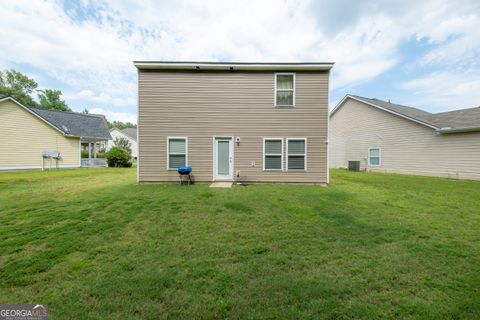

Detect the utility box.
xmin=348 ymin=161 xmax=360 ymax=172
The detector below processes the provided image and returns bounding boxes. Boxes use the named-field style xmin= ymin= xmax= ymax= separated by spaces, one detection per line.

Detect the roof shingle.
xmin=346 ymin=95 xmax=480 ymax=133
xmin=28 ymin=107 xmax=111 ymax=139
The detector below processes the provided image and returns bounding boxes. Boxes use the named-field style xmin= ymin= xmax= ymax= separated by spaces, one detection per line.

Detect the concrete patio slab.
xmin=209 ymin=182 xmax=233 ymax=188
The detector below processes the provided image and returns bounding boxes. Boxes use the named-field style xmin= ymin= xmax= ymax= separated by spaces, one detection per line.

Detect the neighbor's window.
xmin=275 ymin=73 xmax=295 ymax=106
xmin=168 ymin=137 xmax=187 ymax=169
xmin=264 ymin=139 xmax=283 ymax=170
xmin=368 ymin=148 xmax=381 ymax=166
xmin=287 ymin=139 xmax=306 ymax=170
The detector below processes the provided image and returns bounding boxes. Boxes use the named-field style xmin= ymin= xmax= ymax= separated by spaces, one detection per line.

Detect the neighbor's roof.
xmin=134 ymin=61 xmax=334 ymax=71
xmin=111 ymin=127 xmax=137 ymax=141
xmin=121 ymin=128 xmax=137 ymax=141
xmin=0 ymin=96 xmax=111 ymax=139
xmin=425 ymin=107 xmax=480 ymax=133
xmin=331 ymin=95 xmax=480 ymax=134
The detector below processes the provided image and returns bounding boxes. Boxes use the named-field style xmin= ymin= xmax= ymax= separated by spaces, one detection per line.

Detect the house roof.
xmin=331 ymin=95 xmax=480 ymax=134
xmin=1 ymin=96 xmax=111 ymax=139
xmin=133 ymin=61 xmax=334 ymax=71
xmin=425 ymin=107 xmax=480 ymax=133
xmin=111 ymin=127 xmax=137 ymax=141
xmin=121 ymin=128 xmax=137 ymax=141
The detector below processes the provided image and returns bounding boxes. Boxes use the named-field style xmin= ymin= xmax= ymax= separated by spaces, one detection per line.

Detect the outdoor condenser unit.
xmin=348 ymin=161 xmax=360 ymax=172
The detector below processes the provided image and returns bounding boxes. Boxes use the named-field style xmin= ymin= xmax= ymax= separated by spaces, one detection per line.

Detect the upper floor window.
xmin=368 ymin=148 xmax=381 ymax=166
xmin=275 ymin=73 xmax=295 ymax=106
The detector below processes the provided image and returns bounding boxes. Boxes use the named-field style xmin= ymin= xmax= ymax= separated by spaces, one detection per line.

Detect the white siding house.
xmin=330 ymin=95 xmax=480 ymax=180
xmin=107 ymin=128 xmax=138 ymax=158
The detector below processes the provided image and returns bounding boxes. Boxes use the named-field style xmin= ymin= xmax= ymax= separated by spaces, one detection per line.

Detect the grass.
xmin=0 ymin=168 xmax=479 ymax=319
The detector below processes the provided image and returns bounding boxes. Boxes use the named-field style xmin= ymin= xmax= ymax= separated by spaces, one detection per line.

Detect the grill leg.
xmin=179 ymin=174 xmax=192 ymax=185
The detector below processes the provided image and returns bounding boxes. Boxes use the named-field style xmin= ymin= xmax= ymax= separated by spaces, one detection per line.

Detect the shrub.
xmin=113 ymin=137 xmax=132 ymax=155
xmin=105 ymin=147 xmax=132 ymax=167
xmin=81 ymin=149 xmax=105 ymax=158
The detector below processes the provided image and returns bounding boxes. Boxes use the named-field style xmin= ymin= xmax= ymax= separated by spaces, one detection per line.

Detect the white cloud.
xmin=402 ymin=70 xmax=480 ymax=111
xmin=88 ymin=107 xmax=136 ymax=124
xmin=0 ymin=0 xmax=479 ymax=115
xmin=65 ymin=89 xmax=135 ymax=107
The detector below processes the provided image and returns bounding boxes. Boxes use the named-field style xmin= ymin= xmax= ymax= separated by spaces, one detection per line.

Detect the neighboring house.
xmin=330 ymin=95 xmax=480 ymax=180
xmin=135 ymin=61 xmax=334 ymax=183
xmin=107 ymin=127 xmax=138 ymax=158
xmin=0 ymin=96 xmax=111 ymax=170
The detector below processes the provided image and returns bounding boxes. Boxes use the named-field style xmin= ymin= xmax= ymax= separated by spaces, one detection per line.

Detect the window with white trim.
xmin=264 ymin=139 xmax=283 ymax=170
xmin=368 ymin=148 xmax=381 ymax=166
xmin=287 ymin=139 xmax=306 ymax=170
xmin=168 ymin=137 xmax=187 ymax=169
xmin=275 ymin=73 xmax=295 ymax=106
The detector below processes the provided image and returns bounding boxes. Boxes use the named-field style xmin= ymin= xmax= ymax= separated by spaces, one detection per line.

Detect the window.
xmin=287 ymin=139 xmax=306 ymax=170
xmin=167 ymin=137 xmax=187 ymax=169
xmin=264 ymin=139 xmax=283 ymax=170
xmin=368 ymin=148 xmax=381 ymax=166
xmin=275 ymin=73 xmax=295 ymax=106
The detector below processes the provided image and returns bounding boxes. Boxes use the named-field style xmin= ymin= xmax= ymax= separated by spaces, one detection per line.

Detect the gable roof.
xmin=425 ymin=107 xmax=480 ymax=133
xmin=110 ymin=127 xmax=137 ymax=141
xmin=121 ymin=128 xmax=137 ymax=141
xmin=331 ymin=95 xmax=480 ymax=134
xmin=1 ymin=96 xmax=111 ymax=139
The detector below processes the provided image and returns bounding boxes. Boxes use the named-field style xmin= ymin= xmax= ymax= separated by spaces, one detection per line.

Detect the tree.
xmin=0 ymin=69 xmax=39 ymax=107
xmin=113 ymin=137 xmax=132 ymax=154
xmin=38 ymin=89 xmax=71 ymax=111
xmin=0 ymin=69 xmax=72 ymax=112
xmin=108 ymin=121 xmax=137 ymax=129
xmin=105 ymin=147 xmax=132 ymax=167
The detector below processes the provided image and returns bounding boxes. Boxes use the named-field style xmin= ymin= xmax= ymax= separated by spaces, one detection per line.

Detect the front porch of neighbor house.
xmin=81 ymin=138 xmax=108 ymax=167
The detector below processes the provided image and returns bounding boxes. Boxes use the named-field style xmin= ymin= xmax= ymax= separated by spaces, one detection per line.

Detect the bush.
xmin=105 ymin=147 xmax=132 ymax=167
xmin=81 ymin=149 xmax=105 ymax=158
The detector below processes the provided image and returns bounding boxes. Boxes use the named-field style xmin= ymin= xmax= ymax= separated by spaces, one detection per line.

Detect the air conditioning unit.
xmin=348 ymin=161 xmax=360 ymax=172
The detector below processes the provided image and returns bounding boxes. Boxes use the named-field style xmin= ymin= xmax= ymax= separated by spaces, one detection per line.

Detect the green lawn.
xmin=0 ymin=168 xmax=479 ymax=319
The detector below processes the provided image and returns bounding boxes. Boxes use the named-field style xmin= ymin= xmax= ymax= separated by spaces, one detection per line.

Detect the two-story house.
xmin=135 ymin=61 xmax=333 ymax=184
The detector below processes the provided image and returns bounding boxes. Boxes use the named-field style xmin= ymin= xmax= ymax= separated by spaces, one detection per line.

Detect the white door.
xmin=215 ymin=138 xmax=233 ymax=180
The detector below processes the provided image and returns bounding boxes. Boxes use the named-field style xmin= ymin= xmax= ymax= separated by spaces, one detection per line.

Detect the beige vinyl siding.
xmin=330 ymin=98 xmax=480 ymax=180
xmin=138 ymin=70 xmax=329 ymax=183
xmin=0 ymin=100 xmax=80 ymax=169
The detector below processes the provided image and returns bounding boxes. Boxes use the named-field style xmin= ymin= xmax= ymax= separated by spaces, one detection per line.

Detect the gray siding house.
xmin=135 ymin=61 xmax=333 ymax=184
xmin=330 ymin=95 xmax=480 ymax=180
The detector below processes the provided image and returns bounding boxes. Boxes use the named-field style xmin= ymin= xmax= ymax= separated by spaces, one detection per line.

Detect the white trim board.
xmin=134 ymin=61 xmax=334 ymax=71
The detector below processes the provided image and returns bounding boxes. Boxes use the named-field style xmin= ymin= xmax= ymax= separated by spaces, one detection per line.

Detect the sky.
xmin=1 ymin=0 xmax=479 ymax=124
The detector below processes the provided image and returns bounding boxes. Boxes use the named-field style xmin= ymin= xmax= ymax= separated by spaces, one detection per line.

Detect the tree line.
xmin=0 ymin=69 xmax=69 ymax=111
xmin=0 ymin=69 xmax=136 ymax=128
